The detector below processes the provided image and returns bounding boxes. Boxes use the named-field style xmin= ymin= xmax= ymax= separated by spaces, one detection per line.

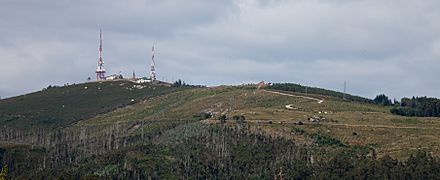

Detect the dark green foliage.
xmin=193 ymin=112 xmax=212 ymax=120
xmin=0 ymin=81 xmax=185 ymax=129
xmin=373 ymin=94 xmax=393 ymax=106
xmin=267 ymin=83 xmax=372 ymax=103
xmin=3 ymin=123 xmax=440 ymax=179
xmin=172 ymin=79 xmax=186 ymax=87
xmin=310 ymin=133 xmax=345 ymax=147
xmin=314 ymin=151 xmax=440 ymax=180
xmin=292 ymin=127 xmax=305 ymax=134
xmin=172 ymin=79 xmax=205 ymax=88
xmin=232 ymin=115 xmax=245 ymax=123
xmin=391 ymin=96 xmax=440 ymax=117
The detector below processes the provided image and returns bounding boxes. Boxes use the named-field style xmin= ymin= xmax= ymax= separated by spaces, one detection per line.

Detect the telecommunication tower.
xmin=96 ymin=29 xmax=106 ymax=80
xmin=150 ymin=45 xmax=156 ymax=81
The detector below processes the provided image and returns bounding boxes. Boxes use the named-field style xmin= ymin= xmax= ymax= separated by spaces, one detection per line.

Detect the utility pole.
xmin=343 ymin=80 xmax=346 ymax=100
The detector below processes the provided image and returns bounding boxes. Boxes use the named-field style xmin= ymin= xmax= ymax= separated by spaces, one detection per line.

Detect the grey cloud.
xmin=0 ymin=0 xmax=439 ymax=99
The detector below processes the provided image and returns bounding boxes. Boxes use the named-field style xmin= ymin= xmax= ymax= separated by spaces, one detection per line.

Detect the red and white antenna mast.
xmin=150 ymin=45 xmax=156 ymax=81
xmin=96 ymin=29 xmax=106 ymax=80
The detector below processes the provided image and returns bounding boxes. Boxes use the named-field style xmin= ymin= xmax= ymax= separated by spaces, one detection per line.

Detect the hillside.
xmin=0 ymin=80 xmax=186 ymax=129
xmin=1 ymin=83 xmax=440 ymax=178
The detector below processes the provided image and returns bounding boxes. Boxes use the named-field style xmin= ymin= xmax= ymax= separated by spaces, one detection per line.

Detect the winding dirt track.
xmin=262 ymin=90 xmax=324 ymax=104
xmin=261 ymin=90 xmax=440 ymax=130
xmin=259 ymin=89 xmax=440 ymax=155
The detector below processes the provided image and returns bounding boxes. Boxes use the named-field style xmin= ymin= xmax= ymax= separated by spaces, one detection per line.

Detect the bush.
xmin=310 ymin=134 xmax=345 ymax=147
xmin=193 ymin=112 xmax=212 ymax=120
xmin=232 ymin=115 xmax=245 ymax=123
xmin=352 ymin=132 xmax=357 ymax=136
xmin=292 ymin=127 xmax=305 ymax=134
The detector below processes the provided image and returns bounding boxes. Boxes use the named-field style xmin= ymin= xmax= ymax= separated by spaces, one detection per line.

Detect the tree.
xmin=173 ymin=79 xmax=185 ymax=87
xmin=373 ymin=94 xmax=392 ymax=106
xmin=0 ymin=164 xmax=8 ymax=180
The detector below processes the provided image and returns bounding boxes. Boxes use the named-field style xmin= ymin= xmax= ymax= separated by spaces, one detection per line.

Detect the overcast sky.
xmin=0 ymin=0 xmax=439 ymax=99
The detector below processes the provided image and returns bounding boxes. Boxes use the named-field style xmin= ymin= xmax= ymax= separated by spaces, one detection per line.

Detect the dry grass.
xmin=78 ymin=87 xmax=440 ymax=160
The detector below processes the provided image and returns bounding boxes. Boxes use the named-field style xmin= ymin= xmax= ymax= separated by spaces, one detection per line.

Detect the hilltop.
xmin=1 ymin=82 xmax=440 ymax=178
xmin=0 ymin=80 xmax=186 ymax=129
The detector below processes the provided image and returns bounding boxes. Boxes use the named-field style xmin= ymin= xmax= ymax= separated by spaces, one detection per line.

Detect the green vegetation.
xmin=373 ymin=94 xmax=393 ymax=106
xmin=0 ymin=80 xmax=186 ymax=129
xmin=292 ymin=127 xmax=305 ymax=134
xmin=0 ymin=164 xmax=7 ymax=180
xmin=1 ymin=81 xmax=440 ymax=178
xmin=192 ymin=112 xmax=212 ymax=120
xmin=232 ymin=115 xmax=246 ymax=123
xmin=314 ymin=150 xmax=440 ymax=179
xmin=310 ymin=133 xmax=345 ymax=147
xmin=391 ymin=96 xmax=440 ymax=117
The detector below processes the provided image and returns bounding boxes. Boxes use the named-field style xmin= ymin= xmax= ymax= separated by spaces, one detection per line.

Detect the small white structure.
xmin=135 ymin=77 xmax=152 ymax=84
xmin=309 ymin=115 xmax=326 ymax=123
xmin=105 ymin=74 xmax=123 ymax=80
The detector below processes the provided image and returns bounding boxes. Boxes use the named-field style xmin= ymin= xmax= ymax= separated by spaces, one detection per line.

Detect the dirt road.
xmin=262 ymin=90 xmax=324 ymax=104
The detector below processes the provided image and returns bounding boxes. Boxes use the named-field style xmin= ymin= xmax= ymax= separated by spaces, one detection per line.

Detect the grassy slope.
xmin=2 ymin=83 xmax=440 ymax=173
xmin=2 ymin=84 xmax=440 ymax=178
xmin=78 ymin=85 xmax=440 ymax=159
xmin=0 ymin=80 xmax=185 ymax=129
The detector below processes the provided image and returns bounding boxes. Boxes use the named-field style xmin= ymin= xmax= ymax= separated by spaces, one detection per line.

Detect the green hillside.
xmin=0 ymin=80 xmax=186 ymax=129
xmin=1 ymin=83 xmax=440 ymax=179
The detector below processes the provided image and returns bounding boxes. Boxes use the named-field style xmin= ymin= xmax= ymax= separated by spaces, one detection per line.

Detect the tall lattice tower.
xmin=96 ymin=29 xmax=106 ymax=80
xmin=150 ymin=45 xmax=156 ymax=81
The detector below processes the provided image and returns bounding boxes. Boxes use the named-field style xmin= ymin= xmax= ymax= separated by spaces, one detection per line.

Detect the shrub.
xmin=310 ymin=134 xmax=345 ymax=147
xmin=232 ymin=115 xmax=245 ymax=123
xmin=292 ymin=127 xmax=305 ymax=134
xmin=193 ymin=112 xmax=212 ymax=120
xmin=352 ymin=132 xmax=357 ymax=136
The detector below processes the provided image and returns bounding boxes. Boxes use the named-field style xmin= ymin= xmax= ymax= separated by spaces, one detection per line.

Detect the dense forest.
xmin=1 ymin=123 xmax=440 ymax=179
xmin=391 ymin=97 xmax=440 ymax=117
xmin=267 ymin=83 xmax=373 ymax=103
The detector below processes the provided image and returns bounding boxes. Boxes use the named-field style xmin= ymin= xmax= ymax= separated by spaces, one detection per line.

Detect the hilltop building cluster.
xmin=94 ymin=29 xmax=157 ymax=84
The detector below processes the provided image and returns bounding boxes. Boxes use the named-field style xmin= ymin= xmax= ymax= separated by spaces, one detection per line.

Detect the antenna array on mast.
xmin=150 ymin=45 xmax=156 ymax=81
xmin=95 ymin=29 xmax=106 ymax=80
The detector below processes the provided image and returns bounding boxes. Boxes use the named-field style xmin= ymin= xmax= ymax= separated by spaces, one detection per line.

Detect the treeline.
xmin=371 ymin=94 xmax=440 ymax=117
xmin=172 ymin=79 xmax=205 ymax=88
xmin=267 ymin=83 xmax=373 ymax=103
xmin=391 ymin=97 xmax=440 ymax=117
